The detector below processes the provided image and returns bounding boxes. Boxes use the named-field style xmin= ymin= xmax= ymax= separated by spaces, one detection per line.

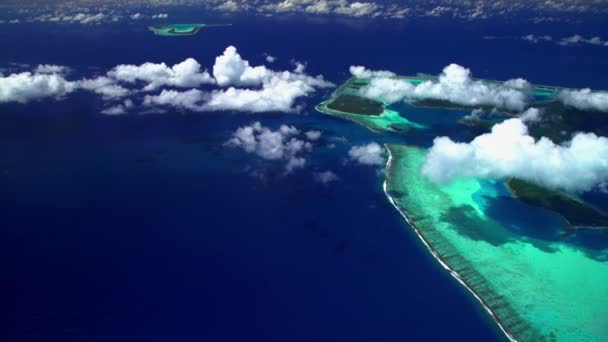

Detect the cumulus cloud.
xmin=212 ymin=46 xmax=271 ymax=87
xmin=0 ymin=71 xmax=76 ymax=103
xmin=130 ymin=13 xmax=143 ymax=20
xmin=108 ymin=58 xmax=215 ymax=91
xmin=203 ymin=77 xmax=327 ymax=113
xmin=152 ymin=13 xmax=169 ymax=19
xmin=264 ymin=54 xmax=277 ymax=63
xmin=77 ymin=76 xmax=131 ymax=99
xmin=35 ymin=64 xmax=68 ymax=74
xmin=334 ymin=2 xmax=380 ymax=17
xmin=558 ymin=35 xmax=608 ymax=47
xmin=143 ymin=89 xmax=205 ymax=111
xmin=146 ymin=73 xmax=331 ymax=113
xmin=521 ymin=34 xmax=552 ymax=43
xmin=305 ymin=130 xmax=322 ymax=140
xmin=226 ymin=122 xmax=312 ymax=173
xmin=422 ymin=118 xmax=608 ymax=193
xmin=355 ymin=64 xmax=530 ymax=111
xmin=39 ymin=13 xmax=107 ymax=24
xmin=314 ymin=170 xmax=339 ymax=184
xmin=518 ymin=107 xmax=542 ymax=123
xmin=1 ymin=46 xmax=332 ymax=115
xmin=348 ymin=142 xmax=386 ymax=165
xmin=558 ymin=88 xmax=608 ymax=112
xmin=214 ymin=0 xmax=243 ymax=12
xmin=0 ymin=45 xmax=334 ymax=115
xmin=194 ymin=46 xmax=332 ymax=112
xmin=101 ymin=99 xmax=134 ymax=115
xmin=349 ymin=66 xmax=395 ymax=79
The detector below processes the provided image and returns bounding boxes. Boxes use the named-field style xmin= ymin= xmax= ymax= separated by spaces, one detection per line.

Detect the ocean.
xmin=2 ymin=11 xmax=608 ymax=341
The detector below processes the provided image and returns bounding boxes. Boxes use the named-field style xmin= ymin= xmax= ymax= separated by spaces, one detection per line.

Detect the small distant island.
xmin=148 ymin=23 xmax=231 ymax=36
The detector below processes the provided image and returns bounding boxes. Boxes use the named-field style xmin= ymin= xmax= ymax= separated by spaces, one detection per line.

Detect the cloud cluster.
xmin=77 ymin=76 xmax=131 ymax=99
xmin=348 ymin=142 xmax=386 ymax=165
xmin=256 ymin=0 xmax=403 ymax=18
xmin=349 ymin=66 xmax=395 ymax=79
xmin=7 ymin=0 xmax=608 ymax=25
xmin=558 ymin=88 xmax=608 ymax=112
xmin=1 ymin=46 xmax=332 ymax=114
xmin=31 ymin=12 xmax=110 ymax=24
xmin=108 ymin=58 xmax=215 ymax=91
xmin=511 ymin=34 xmax=608 ymax=47
xmin=558 ymin=35 xmax=608 ymax=47
xmin=143 ymin=46 xmax=333 ymax=113
xmin=101 ymin=99 xmax=134 ymax=115
xmin=0 ymin=19 xmax=20 ymax=24
xmin=226 ymin=121 xmax=314 ymax=172
xmin=422 ymin=118 xmax=608 ymax=193
xmin=0 ymin=72 xmax=76 ymax=103
xmin=462 ymin=107 xmax=542 ymax=123
xmin=521 ymin=34 xmax=552 ymax=43
xmin=356 ymin=64 xmax=530 ymax=111
xmin=34 ymin=64 xmax=68 ymax=74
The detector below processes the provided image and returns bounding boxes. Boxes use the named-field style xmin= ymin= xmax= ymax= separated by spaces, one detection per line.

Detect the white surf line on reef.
xmin=382 ymin=145 xmax=517 ymax=342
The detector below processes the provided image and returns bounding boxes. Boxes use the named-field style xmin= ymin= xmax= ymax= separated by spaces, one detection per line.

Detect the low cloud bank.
xmin=353 ymin=64 xmax=531 ymax=111
xmin=422 ymin=118 xmax=608 ymax=193
xmin=0 ymin=72 xmax=76 ymax=103
xmin=0 ymin=45 xmax=333 ymax=114
xmin=558 ymin=88 xmax=608 ymax=112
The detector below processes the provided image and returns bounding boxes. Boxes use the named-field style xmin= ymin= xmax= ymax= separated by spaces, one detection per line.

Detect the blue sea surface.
xmin=1 ymin=12 xmax=608 ymax=341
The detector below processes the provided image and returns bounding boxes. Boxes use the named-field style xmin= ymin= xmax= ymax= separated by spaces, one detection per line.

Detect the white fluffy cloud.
xmin=77 ymin=76 xmax=131 ymax=99
xmin=305 ymin=130 xmax=322 ymax=140
xmin=422 ymin=118 xmax=608 ymax=193
xmin=212 ymin=46 xmax=271 ymax=87
xmin=356 ymin=64 xmax=530 ymax=111
xmin=226 ymin=122 xmax=313 ymax=172
xmin=35 ymin=64 xmax=68 ymax=74
xmin=108 ymin=58 xmax=215 ymax=91
xmin=130 ymin=13 xmax=143 ymax=20
xmin=1 ymin=46 xmax=332 ymax=114
xmin=203 ymin=77 xmax=326 ymax=113
xmin=314 ymin=170 xmax=339 ymax=184
xmin=0 ymin=72 xmax=76 ymax=103
xmin=518 ymin=107 xmax=542 ymax=122
xmin=143 ymin=46 xmax=332 ymax=113
xmin=558 ymin=88 xmax=608 ymax=112
xmin=558 ymin=35 xmax=608 ymax=47
xmin=34 ymin=12 xmax=108 ymax=24
xmin=334 ymin=2 xmax=380 ymax=17
xmin=264 ymin=54 xmax=277 ymax=63
xmin=348 ymin=142 xmax=386 ymax=165
xmin=101 ymin=99 xmax=134 ymax=115
xmin=152 ymin=13 xmax=169 ymax=19
xmin=143 ymin=89 xmax=205 ymax=111
xmin=521 ymin=34 xmax=553 ymax=43
xmin=349 ymin=65 xmax=395 ymax=79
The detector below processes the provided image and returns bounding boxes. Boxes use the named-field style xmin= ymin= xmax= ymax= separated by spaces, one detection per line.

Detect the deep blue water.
xmin=1 ymin=12 xmax=608 ymax=342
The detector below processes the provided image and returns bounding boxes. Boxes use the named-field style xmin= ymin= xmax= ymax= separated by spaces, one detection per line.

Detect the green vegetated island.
xmin=317 ymin=75 xmax=608 ymax=341
xmin=148 ymin=23 xmax=231 ymax=36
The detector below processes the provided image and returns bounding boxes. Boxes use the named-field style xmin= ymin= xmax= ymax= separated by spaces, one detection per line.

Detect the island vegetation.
xmin=506 ymin=178 xmax=608 ymax=229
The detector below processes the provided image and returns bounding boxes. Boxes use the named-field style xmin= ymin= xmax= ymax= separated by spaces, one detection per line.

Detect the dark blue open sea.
xmin=1 ymin=11 xmax=607 ymax=341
